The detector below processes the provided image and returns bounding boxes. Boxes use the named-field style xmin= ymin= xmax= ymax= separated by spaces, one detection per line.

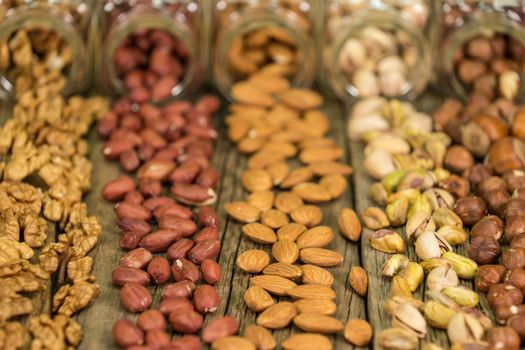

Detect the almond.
xmin=296 ymin=226 xmax=334 ymax=249
xmin=299 ymin=248 xmax=343 ymax=267
xmin=292 ymin=183 xmax=332 ymax=203
xmin=294 ymin=299 xmax=337 ymax=315
xmin=250 ymin=275 xmax=297 ymax=296
xmin=300 ymin=264 xmax=334 ymax=286
xmin=265 ymin=161 xmax=289 ymax=185
xmin=261 ymin=209 xmax=289 ymax=229
xmin=248 ymin=151 xmax=285 ymax=169
xmin=280 ymin=167 xmax=314 ymax=189
xmin=293 ymin=313 xmax=344 ymax=333
xmin=243 ymin=325 xmax=276 ymax=350
xmin=344 ymin=319 xmax=373 ymax=346
xmin=274 ymin=192 xmax=304 ymax=214
xmin=260 ymin=141 xmax=297 ymax=158
xmin=299 ymin=147 xmax=343 ymax=164
xmin=308 ymin=161 xmax=353 ymax=176
xmin=231 ymin=82 xmax=273 ymax=107
xmin=286 ymin=284 xmax=336 ymax=299
xmin=236 ymin=249 xmax=270 ymax=273
xmin=263 ymin=262 xmax=302 ymax=280
xmin=256 ymin=302 xmax=297 ymax=329
xmin=320 ymin=174 xmax=347 ymax=199
xmin=242 ymin=223 xmax=277 ymax=244
xmin=280 ymin=88 xmax=323 ymax=110
xmin=238 ymin=136 xmax=265 ymax=154
xmin=228 ymin=122 xmax=250 ymax=143
xmin=246 ymin=191 xmax=275 ymax=212
xmin=211 ymin=336 xmax=256 ymax=350
xmin=290 ymin=205 xmax=323 ymax=227
xmin=244 ymin=286 xmax=275 ymax=312
xmin=271 ymin=130 xmax=306 ymax=143
xmin=338 ymin=208 xmax=362 ymax=242
xmin=241 ymin=169 xmax=273 ymax=192
xmin=250 ymin=74 xmax=290 ymax=94
xmin=281 ymin=333 xmax=332 ymax=350
xmin=271 ymin=240 xmax=299 ymax=264
xmin=300 ymin=138 xmax=335 ymax=149
xmin=225 ymin=201 xmax=260 ymax=223
xmin=277 ymin=223 xmax=307 ymax=241
xmin=349 ymin=266 xmax=368 ymax=297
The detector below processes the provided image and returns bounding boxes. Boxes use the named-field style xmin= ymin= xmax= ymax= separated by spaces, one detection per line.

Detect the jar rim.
xmin=328 ymin=8 xmax=431 ymax=100
xmin=102 ymin=6 xmax=198 ymax=101
xmin=213 ymin=7 xmax=315 ymax=100
xmin=0 ymin=5 xmax=86 ymax=97
xmin=439 ymin=11 xmax=525 ymax=101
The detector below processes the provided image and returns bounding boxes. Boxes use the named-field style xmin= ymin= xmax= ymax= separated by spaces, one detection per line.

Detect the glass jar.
xmin=212 ymin=0 xmax=316 ymax=99
xmin=99 ymin=0 xmax=203 ymax=102
xmin=0 ymin=0 xmax=91 ymax=97
xmin=436 ymin=1 xmax=525 ymax=102
xmin=323 ymin=0 xmax=431 ymax=100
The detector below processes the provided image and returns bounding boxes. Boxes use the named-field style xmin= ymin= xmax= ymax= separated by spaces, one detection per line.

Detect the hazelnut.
xmin=467 ymin=37 xmax=493 ymax=62
xmin=478 ymin=176 xmax=507 ymax=198
xmin=444 ymin=145 xmax=475 ymax=174
xmin=504 ymin=216 xmax=525 ymax=243
xmin=486 ymin=327 xmax=521 ymax=350
xmin=465 ymin=164 xmax=493 ymax=185
xmin=502 ymin=247 xmax=525 ymax=270
xmin=486 ymin=137 xmax=525 ymax=175
xmin=471 ymin=114 xmax=508 ymax=142
xmin=453 ymin=196 xmax=487 ymax=226
xmin=468 ymin=236 xmax=501 ymax=265
xmin=487 ymin=283 xmax=523 ymax=310
xmin=499 ymin=199 xmax=525 ymax=219
xmin=484 ymin=189 xmax=511 ymax=214
xmin=458 ymin=59 xmax=487 ymax=85
xmin=470 ymin=215 xmax=504 ymax=241
xmin=495 ymin=304 xmax=525 ymax=325
xmin=439 ymin=175 xmax=470 ymax=198
xmin=512 ymin=107 xmax=525 ymax=139
xmin=507 ymin=314 xmax=525 ymax=341
xmin=510 ymin=234 xmax=525 ymax=249
xmin=505 ymin=268 xmax=525 ymax=293
xmin=460 ymin=120 xmax=491 ymax=156
xmin=475 ymin=265 xmax=506 ymax=293
xmin=514 ymin=188 xmax=525 ymax=200
xmin=503 ymin=170 xmax=525 ymax=192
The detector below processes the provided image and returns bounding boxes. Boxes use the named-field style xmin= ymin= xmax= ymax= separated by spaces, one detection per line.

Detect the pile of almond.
xmin=223 ymin=71 xmax=373 ymax=349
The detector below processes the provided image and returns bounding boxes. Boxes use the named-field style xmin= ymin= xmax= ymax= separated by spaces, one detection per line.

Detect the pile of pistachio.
xmin=349 ymin=97 xmax=505 ymax=349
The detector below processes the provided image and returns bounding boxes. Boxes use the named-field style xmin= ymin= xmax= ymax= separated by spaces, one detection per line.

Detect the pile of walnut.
xmin=0 ymin=27 xmax=108 ymax=349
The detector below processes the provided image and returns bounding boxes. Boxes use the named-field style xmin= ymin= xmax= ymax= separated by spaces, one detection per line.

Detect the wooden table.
xmin=0 ymin=89 xmax=495 ymax=349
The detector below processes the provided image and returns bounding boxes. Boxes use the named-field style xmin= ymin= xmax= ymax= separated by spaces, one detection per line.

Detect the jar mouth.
xmin=328 ymin=9 xmax=431 ymax=100
xmin=0 ymin=6 xmax=86 ymax=97
xmin=103 ymin=9 xmax=197 ymax=101
xmin=440 ymin=12 xmax=525 ymax=101
xmin=214 ymin=10 xmax=315 ymax=100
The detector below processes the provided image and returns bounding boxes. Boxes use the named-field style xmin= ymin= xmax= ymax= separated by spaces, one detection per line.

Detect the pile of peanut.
xmin=0 ymin=27 xmax=108 ymax=349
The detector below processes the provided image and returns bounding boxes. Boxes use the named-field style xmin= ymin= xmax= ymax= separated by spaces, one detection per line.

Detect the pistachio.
xmin=398 ymin=262 xmax=424 ymax=292
xmin=420 ymin=258 xmax=452 ymax=273
xmin=386 ymin=198 xmax=409 ymax=226
xmin=415 ymin=230 xmax=442 ymax=260
xmin=423 ymin=300 xmax=457 ymax=329
xmin=426 ymin=265 xmax=459 ymax=292
xmin=370 ymin=229 xmax=404 ymax=253
xmin=442 ymin=286 xmax=479 ymax=308
xmin=384 ymin=295 xmax=425 ymax=316
xmin=382 ymin=170 xmax=407 ymax=193
xmin=397 ymin=170 xmax=434 ymax=192
xmin=432 ymin=208 xmax=463 ymax=228
xmin=450 ymin=342 xmax=489 ymax=350
xmin=447 ymin=312 xmax=485 ymax=344
xmin=442 ymin=251 xmax=478 ymax=280
xmin=378 ymin=327 xmax=418 ymax=350
xmin=392 ymin=275 xmax=412 ymax=297
xmin=433 ymin=168 xmax=451 ymax=182
xmin=369 ymin=182 xmax=388 ymax=205
xmin=383 ymin=254 xmax=410 ymax=277
xmin=423 ymin=342 xmax=447 ymax=350
xmin=407 ymin=195 xmax=432 ymax=219
xmin=392 ymin=303 xmax=427 ymax=338
xmin=364 ymin=149 xmax=397 ymax=179
xmin=406 ymin=211 xmax=435 ymax=240
xmin=361 ymin=207 xmax=390 ymax=230
xmin=436 ymin=225 xmax=467 ymax=245
xmin=423 ymin=188 xmax=455 ymax=210
xmin=387 ymin=189 xmax=420 ymax=206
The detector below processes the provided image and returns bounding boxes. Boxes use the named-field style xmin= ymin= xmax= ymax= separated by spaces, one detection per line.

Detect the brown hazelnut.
xmin=514 ymin=188 xmax=525 ymax=200
xmin=475 ymin=264 xmax=506 ymax=292
xmin=439 ymin=175 xmax=470 ymax=198
xmin=468 ymin=236 xmax=501 ymax=265
xmin=495 ymin=304 xmax=525 ymax=325
xmin=511 ymin=107 xmax=525 ymax=139
xmin=486 ymin=137 xmax=525 ymax=175
xmin=487 ymin=327 xmax=521 ymax=350
xmin=505 ymin=268 xmax=525 ymax=293
xmin=478 ymin=176 xmax=507 ymax=198
xmin=444 ymin=145 xmax=475 ymax=174
xmin=487 ymin=283 xmax=524 ymax=310
xmin=471 ymin=114 xmax=508 ymax=142
xmin=465 ymin=164 xmax=493 ymax=185
xmin=499 ymin=199 xmax=525 ymax=219
xmin=510 ymin=234 xmax=525 ymax=249
xmin=454 ymin=196 xmax=487 ymax=226
xmin=467 ymin=37 xmax=493 ymax=61
xmin=507 ymin=314 xmax=525 ymax=341
xmin=460 ymin=120 xmax=491 ymax=156
xmin=504 ymin=216 xmax=525 ymax=243
xmin=484 ymin=189 xmax=511 ymax=214
xmin=502 ymin=247 xmax=525 ymax=270
xmin=503 ymin=170 xmax=525 ymax=192
xmin=471 ymin=215 xmax=504 ymax=241
xmin=458 ymin=59 xmax=488 ymax=85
